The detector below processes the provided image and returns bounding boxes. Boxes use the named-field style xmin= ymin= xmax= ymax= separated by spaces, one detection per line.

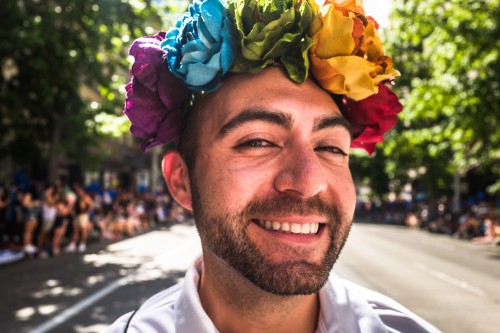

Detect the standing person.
xmin=19 ymin=185 xmax=41 ymax=256
xmin=37 ymin=183 xmax=58 ymax=257
xmin=107 ymin=0 xmax=441 ymax=332
xmin=52 ymin=188 xmax=73 ymax=256
xmin=66 ymin=184 xmax=93 ymax=253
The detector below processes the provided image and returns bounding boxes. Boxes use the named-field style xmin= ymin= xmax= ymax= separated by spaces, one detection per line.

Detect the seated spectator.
xmin=472 ymin=211 xmax=500 ymax=244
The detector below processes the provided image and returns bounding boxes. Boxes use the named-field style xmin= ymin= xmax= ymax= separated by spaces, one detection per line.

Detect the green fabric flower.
xmin=228 ymin=0 xmax=315 ymax=83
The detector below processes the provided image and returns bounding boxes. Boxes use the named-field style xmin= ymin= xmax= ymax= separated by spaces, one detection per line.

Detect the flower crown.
xmin=125 ymin=0 xmax=402 ymax=154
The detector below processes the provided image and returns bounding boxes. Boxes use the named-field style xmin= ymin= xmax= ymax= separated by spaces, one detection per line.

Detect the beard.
xmin=191 ymin=185 xmax=352 ymax=296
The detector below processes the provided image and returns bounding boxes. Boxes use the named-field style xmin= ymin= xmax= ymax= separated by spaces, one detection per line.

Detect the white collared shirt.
xmin=105 ymin=257 xmax=441 ymax=333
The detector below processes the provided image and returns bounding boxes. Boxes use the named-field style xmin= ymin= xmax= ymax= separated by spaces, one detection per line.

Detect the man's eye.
xmin=316 ymin=146 xmax=348 ymax=156
xmin=234 ymin=139 xmax=274 ymax=150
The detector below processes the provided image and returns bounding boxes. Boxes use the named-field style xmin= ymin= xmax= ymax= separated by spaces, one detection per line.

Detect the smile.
xmin=253 ymin=219 xmax=320 ymax=235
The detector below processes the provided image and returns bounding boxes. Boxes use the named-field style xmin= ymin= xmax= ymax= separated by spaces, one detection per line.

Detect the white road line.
xmin=413 ymin=262 xmax=486 ymax=297
xmin=28 ymin=235 xmax=199 ymax=333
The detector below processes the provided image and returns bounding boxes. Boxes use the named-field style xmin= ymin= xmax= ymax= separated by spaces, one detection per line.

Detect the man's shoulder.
xmin=104 ymin=282 xmax=184 ymax=333
xmin=322 ymin=274 xmax=442 ymax=333
xmin=141 ymin=281 xmax=184 ymax=309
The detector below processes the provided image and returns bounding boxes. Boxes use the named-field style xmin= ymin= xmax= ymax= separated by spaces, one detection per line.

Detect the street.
xmin=1 ymin=222 xmax=499 ymax=333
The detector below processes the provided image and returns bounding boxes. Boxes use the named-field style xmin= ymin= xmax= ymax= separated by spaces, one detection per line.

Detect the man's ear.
xmin=162 ymin=151 xmax=193 ymax=211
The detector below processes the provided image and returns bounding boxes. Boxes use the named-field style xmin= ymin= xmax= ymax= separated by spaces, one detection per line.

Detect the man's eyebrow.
xmin=218 ymin=108 xmax=293 ymax=138
xmin=313 ymin=115 xmax=353 ymax=139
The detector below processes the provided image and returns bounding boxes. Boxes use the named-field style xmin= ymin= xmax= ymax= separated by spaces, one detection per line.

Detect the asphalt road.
xmin=1 ymin=221 xmax=499 ymax=333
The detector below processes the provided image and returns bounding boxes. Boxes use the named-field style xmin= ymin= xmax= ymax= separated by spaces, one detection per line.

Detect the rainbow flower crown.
xmin=125 ymin=0 xmax=402 ymax=154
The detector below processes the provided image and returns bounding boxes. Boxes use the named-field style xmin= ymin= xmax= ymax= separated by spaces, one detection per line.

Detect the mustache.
xmin=242 ymin=195 xmax=340 ymax=219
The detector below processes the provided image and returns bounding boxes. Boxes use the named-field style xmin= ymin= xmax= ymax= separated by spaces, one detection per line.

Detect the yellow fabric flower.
xmin=309 ymin=0 xmax=399 ymax=101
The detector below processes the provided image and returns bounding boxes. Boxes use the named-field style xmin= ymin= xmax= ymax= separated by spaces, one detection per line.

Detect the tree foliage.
xmin=0 ymin=0 xmax=165 ymax=180
xmin=366 ymin=0 xmax=500 ymax=197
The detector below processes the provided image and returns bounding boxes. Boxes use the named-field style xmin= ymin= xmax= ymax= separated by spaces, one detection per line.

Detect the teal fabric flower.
xmin=162 ymin=0 xmax=238 ymax=92
xmin=228 ymin=0 xmax=315 ymax=83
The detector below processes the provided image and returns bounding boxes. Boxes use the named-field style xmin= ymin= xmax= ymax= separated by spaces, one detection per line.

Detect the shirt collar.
xmin=176 ymin=258 xmax=388 ymax=333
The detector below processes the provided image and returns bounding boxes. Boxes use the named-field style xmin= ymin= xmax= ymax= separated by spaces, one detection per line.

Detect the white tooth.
xmin=281 ymin=222 xmax=290 ymax=232
xmin=272 ymin=222 xmax=281 ymax=231
xmin=265 ymin=221 xmax=272 ymax=230
xmin=311 ymin=223 xmax=319 ymax=234
xmin=290 ymin=223 xmax=301 ymax=234
xmin=302 ymin=223 xmax=311 ymax=234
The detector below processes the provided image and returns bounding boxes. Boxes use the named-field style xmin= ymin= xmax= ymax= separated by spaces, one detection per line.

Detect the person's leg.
xmin=66 ymin=217 xmax=80 ymax=252
xmin=70 ymin=220 xmax=80 ymax=244
xmin=52 ymin=221 xmax=67 ymax=256
xmin=23 ymin=218 xmax=38 ymax=254
xmin=37 ymin=230 xmax=47 ymax=252
xmin=77 ymin=214 xmax=90 ymax=252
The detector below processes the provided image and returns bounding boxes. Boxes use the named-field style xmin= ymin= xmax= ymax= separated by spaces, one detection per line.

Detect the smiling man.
xmin=106 ymin=0 xmax=441 ymax=332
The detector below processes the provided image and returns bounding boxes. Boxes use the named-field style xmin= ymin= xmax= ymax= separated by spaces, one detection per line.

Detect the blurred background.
xmin=0 ymin=0 xmax=499 ymax=332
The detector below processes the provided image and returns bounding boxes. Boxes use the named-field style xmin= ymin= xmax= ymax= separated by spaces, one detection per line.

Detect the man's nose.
xmin=273 ymin=144 xmax=328 ymax=198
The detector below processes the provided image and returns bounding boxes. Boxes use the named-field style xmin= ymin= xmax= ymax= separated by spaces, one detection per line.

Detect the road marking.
xmin=27 ymin=234 xmax=200 ymax=333
xmin=413 ymin=262 xmax=486 ymax=297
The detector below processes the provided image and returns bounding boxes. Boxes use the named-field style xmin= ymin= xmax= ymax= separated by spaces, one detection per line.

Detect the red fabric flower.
xmin=340 ymin=83 xmax=403 ymax=155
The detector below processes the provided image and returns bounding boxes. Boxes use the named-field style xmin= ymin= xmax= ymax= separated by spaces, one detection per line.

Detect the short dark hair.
xmin=177 ymin=92 xmax=211 ymax=172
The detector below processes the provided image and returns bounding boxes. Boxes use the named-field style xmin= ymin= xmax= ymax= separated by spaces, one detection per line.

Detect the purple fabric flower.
xmin=124 ymin=32 xmax=188 ymax=151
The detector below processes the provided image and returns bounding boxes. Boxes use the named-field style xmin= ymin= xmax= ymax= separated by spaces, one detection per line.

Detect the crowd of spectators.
xmin=355 ymin=195 xmax=500 ymax=245
xmin=0 ymin=180 xmax=189 ymax=265
xmin=2 ymin=177 xmax=499 ymax=265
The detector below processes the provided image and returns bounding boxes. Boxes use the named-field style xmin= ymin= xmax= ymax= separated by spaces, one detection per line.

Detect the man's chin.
xmin=242 ymin=260 xmax=333 ymax=296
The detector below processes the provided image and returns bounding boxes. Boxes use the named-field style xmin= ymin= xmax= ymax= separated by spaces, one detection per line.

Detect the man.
xmin=107 ymin=0 xmax=441 ymax=332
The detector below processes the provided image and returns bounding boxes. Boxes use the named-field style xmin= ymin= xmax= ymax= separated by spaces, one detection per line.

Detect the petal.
xmin=185 ymin=61 xmax=220 ymax=87
xmin=129 ymin=33 xmax=167 ymax=93
xmin=312 ymin=54 xmax=378 ymax=100
xmin=200 ymin=0 xmax=225 ymax=40
xmin=312 ymin=4 xmax=355 ymax=58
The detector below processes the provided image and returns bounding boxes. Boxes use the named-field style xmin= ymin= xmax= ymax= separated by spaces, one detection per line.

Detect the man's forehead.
xmin=203 ymin=67 xmax=342 ymax=124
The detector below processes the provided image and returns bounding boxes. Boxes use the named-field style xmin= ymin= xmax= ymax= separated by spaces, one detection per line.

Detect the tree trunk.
xmin=48 ymin=115 xmax=62 ymax=183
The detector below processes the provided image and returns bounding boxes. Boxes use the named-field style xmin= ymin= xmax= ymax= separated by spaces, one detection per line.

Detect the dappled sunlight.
xmin=83 ymin=227 xmax=199 ymax=272
xmin=38 ymin=304 xmax=59 ymax=315
xmin=6 ymin=225 xmax=200 ymax=332
xmin=46 ymin=279 xmax=61 ymax=287
xmin=74 ymin=323 xmax=109 ymax=333
xmin=83 ymin=229 xmax=195 ymax=268
xmin=32 ymin=285 xmax=84 ymax=299
xmin=16 ymin=304 xmax=60 ymax=321
xmin=86 ymin=274 xmax=106 ymax=286
xmin=16 ymin=307 xmax=35 ymax=321
xmin=83 ymin=253 xmax=146 ymax=268
xmin=126 ymin=267 xmax=186 ymax=285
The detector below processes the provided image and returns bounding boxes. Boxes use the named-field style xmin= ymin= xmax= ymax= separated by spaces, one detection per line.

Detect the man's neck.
xmin=198 ymin=253 xmax=320 ymax=333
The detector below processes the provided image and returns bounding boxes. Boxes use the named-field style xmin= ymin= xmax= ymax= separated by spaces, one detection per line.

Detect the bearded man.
xmin=106 ymin=0 xmax=441 ymax=332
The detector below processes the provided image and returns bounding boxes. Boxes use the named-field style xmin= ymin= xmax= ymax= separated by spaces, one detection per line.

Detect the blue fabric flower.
xmin=162 ymin=0 xmax=237 ymax=92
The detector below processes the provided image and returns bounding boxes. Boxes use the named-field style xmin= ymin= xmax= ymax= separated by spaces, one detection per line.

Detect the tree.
xmin=377 ymin=0 xmax=500 ymax=198
xmin=0 ymin=0 xmax=165 ymax=182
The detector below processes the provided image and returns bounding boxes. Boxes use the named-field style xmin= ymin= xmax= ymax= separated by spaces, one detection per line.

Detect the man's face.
xmin=189 ymin=67 xmax=356 ymax=295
